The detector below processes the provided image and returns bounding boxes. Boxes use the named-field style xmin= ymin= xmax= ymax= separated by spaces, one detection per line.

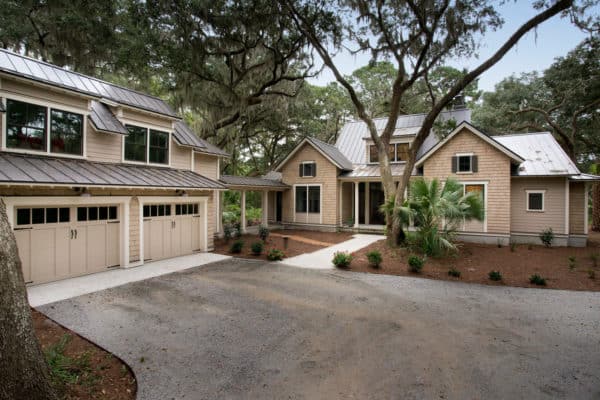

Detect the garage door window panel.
xmin=16 ymin=207 xmax=70 ymax=226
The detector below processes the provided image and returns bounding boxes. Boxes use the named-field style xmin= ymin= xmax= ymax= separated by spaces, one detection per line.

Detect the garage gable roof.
xmin=0 ymin=153 xmax=226 ymax=190
xmin=275 ymin=137 xmax=353 ymax=172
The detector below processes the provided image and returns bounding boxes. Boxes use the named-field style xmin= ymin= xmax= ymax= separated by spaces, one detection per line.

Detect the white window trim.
xmin=292 ymin=183 xmax=322 ymax=224
xmin=137 ymin=196 xmax=209 ymax=265
xmin=455 ymin=153 xmax=474 ymax=174
xmin=1 ymin=195 xmax=131 ymax=268
xmin=300 ymin=160 xmax=317 ymax=178
xmin=459 ymin=181 xmax=488 ymax=233
xmin=1 ymin=94 xmax=88 ymax=159
xmin=526 ymin=190 xmax=546 ymax=212
xmin=121 ymin=119 xmax=172 ymax=167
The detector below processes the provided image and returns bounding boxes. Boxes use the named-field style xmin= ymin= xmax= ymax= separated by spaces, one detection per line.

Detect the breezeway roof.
xmin=0 ymin=153 xmax=226 ymax=190
xmin=220 ymin=175 xmax=289 ymax=189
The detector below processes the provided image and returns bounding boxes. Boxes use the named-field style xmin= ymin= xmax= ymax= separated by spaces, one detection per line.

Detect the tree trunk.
xmin=0 ymin=200 xmax=60 ymax=400
xmin=593 ymin=171 xmax=600 ymax=231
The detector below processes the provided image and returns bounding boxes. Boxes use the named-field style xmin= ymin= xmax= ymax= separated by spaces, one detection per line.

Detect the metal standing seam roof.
xmin=339 ymin=164 xmax=407 ymax=179
xmin=89 ymin=101 xmax=128 ymax=135
xmin=0 ymin=48 xmax=179 ymax=118
xmin=335 ymin=109 xmax=472 ymax=164
xmin=220 ymin=175 xmax=290 ymax=189
xmin=306 ymin=137 xmax=353 ymax=171
xmin=493 ymin=132 xmax=580 ymax=176
xmin=0 ymin=153 xmax=226 ymax=190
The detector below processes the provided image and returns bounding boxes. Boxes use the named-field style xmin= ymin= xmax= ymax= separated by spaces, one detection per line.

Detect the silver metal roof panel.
xmin=220 ymin=175 xmax=290 ymax=188
xmin=89 ymin=101 xmax=128 ymax=135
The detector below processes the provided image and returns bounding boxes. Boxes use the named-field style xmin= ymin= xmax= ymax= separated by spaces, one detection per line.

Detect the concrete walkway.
xmin=28 ymin=252 xmax=230 ymax=307
xmin=282 ymin=233 xmax=383 ymax=269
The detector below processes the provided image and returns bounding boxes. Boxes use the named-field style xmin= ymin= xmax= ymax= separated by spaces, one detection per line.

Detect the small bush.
xmin=588 ymin=269 xmax=596 ymax=279
xmin=568 ymin=256 xmax=577 ymax=271
xmin=266 ymin=248 xmax=285 ymax=261
xmin=489 ymin=270 xmax=502 ymax=281
xmin=233 ymin=221 xmax=243 ymax=238
xmin=366 ymin=250 xmax=383 ymax=269
xmin=590 ymin=253 xmax=598 ymax=268
xmin=448 ymin=267 xmax=461 ymax=278
xmin=407 ymin=255 xmax=424 ymax=273
xmin=332 ymin=251 xmax=353 ymax=269
xmin=223 ymin=224 xmax=233 ymax=242
xmin=251 ymin=241 xmax=264 ymax=256
xmin=539 ymin=228 xmax=554 ymax=247
xmin=529 ymin=274 xmax=547 ymax=286
xmin=258 ymin=225 xmax=269 ymax=242
xmin=510 ymin=242 xmax=516 ymax=252
xmin=230 ymin=239 xmax=244 ymax=254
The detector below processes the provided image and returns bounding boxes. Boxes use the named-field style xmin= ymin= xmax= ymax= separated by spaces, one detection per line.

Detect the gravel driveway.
xmin=38 ymin=258 xmax=600 ymax=400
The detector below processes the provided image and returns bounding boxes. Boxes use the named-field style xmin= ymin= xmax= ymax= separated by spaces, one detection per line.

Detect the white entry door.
xmin=14 ymin=205 xmax=120 ymax=284
xmin=143 ymin=202 xmax=204 ymax=262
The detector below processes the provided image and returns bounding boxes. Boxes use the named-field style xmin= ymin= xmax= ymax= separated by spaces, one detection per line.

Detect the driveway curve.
xmin=38 ymin=258 xmax=600 ymax=400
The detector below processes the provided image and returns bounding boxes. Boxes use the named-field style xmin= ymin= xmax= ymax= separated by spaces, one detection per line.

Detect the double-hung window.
xmin=295 ymin=185 xmax=320 ymax=213
xmin=6 ymin=99 xmax=83 ymax=156
xmin=125 ymin=125 xmax=169 ymax=165
xmin=299 ymin=161 xmax=316 ymax=177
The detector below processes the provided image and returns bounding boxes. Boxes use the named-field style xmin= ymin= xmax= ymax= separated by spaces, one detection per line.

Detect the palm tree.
xmin=408 ymin=178 xmax=484 ymax=256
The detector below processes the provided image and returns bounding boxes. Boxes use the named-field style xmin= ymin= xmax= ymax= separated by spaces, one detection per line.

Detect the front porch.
xmin=340 ymin=180 xmax=388 ymax=229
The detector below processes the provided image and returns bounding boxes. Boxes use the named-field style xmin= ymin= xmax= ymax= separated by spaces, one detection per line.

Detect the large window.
xmin=6 ymin=99 xmax=83 ymax=156
xmin=526 ymin=190 xmax=545 ymax=212
xmin=50 ymin=109 xmax=83 ymax=155
xmin=125 ymin=125 xmax=169 ymax=165
xmin=369 ymin=143 xmax=410 ymax=163
xmin=295 ymin=185 xmax=320 ymax=213
xmin=6 ymin=99 xmax=47 ymax=151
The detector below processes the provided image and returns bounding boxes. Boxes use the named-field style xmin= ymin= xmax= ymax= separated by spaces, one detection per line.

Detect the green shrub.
xmin=332 ymin=251 xmax=353 ymax=269
xmin=448 ymin=267 xmax=461 ymax=278
xmin=489 ymin=270 xmax=502 ymax=281
xmin=407 ymin=255 xmax=424 ymax=273
xmin=267 ymin=248 xmax=285 ymax=261
xmin=230 ymin=239 xmax=244 ymax=254
xmin=251 ymin=241 xmax=264 ymax=256
xmin=539 ymin=228 xmax=554 ymax=247
xmin=233 ymin=222 xmax=242 ymax=238
xmin=529 ymin=274 xmax=547 ymax=286
xmin=258 ymin=225 xmax=270 ymax=241
xmin=366 ymin=250 xmax=383 ymax=268
xmin=588 ymin=269 xmax=596 ymax=280
xmin=590 ymin=253 xmax=598 ymax=268
xmin=510 ymin=242 xmax=516 ymax=252
xmin=223 ymin=224 xmax=233 ymax=242
xmin=568 ymin=256 xmax=577 ymax=271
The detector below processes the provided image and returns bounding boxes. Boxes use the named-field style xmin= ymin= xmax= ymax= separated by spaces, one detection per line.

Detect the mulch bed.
xmin=350 ymin=238 xmax=600 ymax=292
xmin=214 ymin=230 xmax=354 ymax=261
xmin=33 ymin=310 xmax=136 ymax=400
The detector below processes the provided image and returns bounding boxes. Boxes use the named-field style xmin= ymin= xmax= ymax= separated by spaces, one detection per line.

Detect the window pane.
xmin=176 ymin=204 xmax=181 ymax=215
xmin=17 ymin=208 xmax=30 ymax=225
xmin=149 ymin=130 xmax=169 ymax=164
xmin=99 ymin=206 xmax=108 ymax=220
xmin=529 ymin=193 xmax=543 ymax=210
xmin=50 ymin=109 xmax=83 ymax=155
xmin=308 ymin=186 xmax=321 ymax=213
xmin=125 ymin=125 xmax=147 ymax=162
xmin=193 ymin=204 xmax=198 ymax=214
xmin=458 ymin=156 xmax=471 ymax=172
xmin=158 ymin=204 xmax=165 ymax=216
xmin=295 ymin=187 xmax=307 ymax=212
xmin=88 ymin=207 xmax=98 ymax=220
xmin=46 ymin=208 xmax=58 ymax=223
xmin=369 ymin=145 xmax=379 ymax=163
xmin=59 ymin=207 xmax=70 ymax=222
xmin=6 ymin=100 xmax=47 ymax=151
xmin=165 ymin=205 xmax=171 ymax=216
xmin=143 ymin=205 xmax=150 ymax=218
xmin=396 ymin=144 xmax=409 ymax=161
xmin=77 ymin=207 xmax=87 ymax=221
xmin=389 ymin=144 xmax=396 ymax=162
xmin=109 ymin=206 xmax=117 ymax=220
xmin=151 ymin=205 xmax=158 ymax=217
xmin=187 ymin=204 xmax=193 ymax=214
xmin=32 ymin=208 xmax=44 ymax=224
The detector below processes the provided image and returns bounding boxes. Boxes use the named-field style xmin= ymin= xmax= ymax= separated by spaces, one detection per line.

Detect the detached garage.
xmin=0 ymin=153 xmax=225 ymax=285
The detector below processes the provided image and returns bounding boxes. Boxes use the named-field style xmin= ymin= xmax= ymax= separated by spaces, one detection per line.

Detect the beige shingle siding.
xmin=170 ymin=142 xmax=192 ymax=170
xmin=569 ymin=182 xmax=586 ymax=234
xmin=341 ymin=182 xmax=354 ymax=224
xmin=422 ymin=128 xmax=511 ymax=234
xmin=510 ymin=177 xmax=566 ymax=234
xmin=280 ymin=143 xmax=340 ymax=226
xmin=129 ymin=197 xmax=140 ymax=262
xmin=207 ymin=191 xmax=215 ymax=250
xmin=86 ymin=120 xmax=123 ymax=163
xmin=194 ymin=153 xmax=219 ymax=180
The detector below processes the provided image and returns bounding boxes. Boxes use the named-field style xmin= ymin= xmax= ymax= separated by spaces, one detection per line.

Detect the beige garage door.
xmin=143 ymin=202 xmax=204 ymax=262
xmin=14 ymin=205 xmax=120 ymax=285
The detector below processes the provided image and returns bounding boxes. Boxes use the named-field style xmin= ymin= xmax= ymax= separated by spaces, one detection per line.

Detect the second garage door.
xmin=143 ymin=202 xmax=204 ymax=262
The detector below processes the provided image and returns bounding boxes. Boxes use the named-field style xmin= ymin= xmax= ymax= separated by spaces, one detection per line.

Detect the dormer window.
xmin=299 ymin=161 xmax=316 ymax=177
xmin=124 ymin=124 xmax=169 ymax=165
xmin=452 ymin=154 xmax=478 ymax=173
xmin=369 ymin=143 xmax=410 ymax=163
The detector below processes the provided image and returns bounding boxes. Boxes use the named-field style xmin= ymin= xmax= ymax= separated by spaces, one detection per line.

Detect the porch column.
xmin=354 ymin=182 xmax=359 ymax=228
xmin=261 ymin=190 xmax=269 ymax=227
xmin=216 ymin=190 xmax=222 ymax=234
xmin=240 ymin=190 xmax=247 ymax=233
xmin=365 ymin=182 xmax=370 ymax=225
